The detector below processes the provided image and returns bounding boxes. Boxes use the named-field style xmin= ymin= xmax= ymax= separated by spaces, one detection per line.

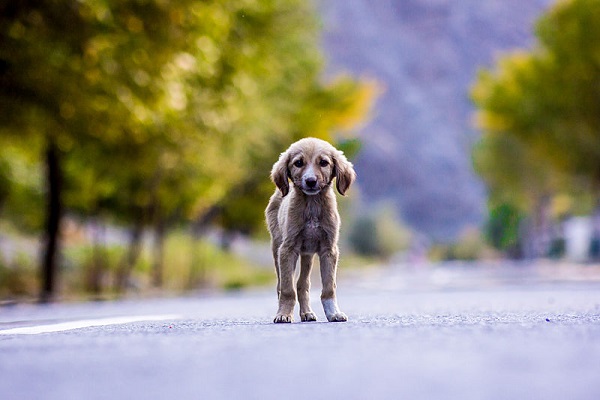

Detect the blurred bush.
xmin=484 ymin=203 xmax=524 ymax=258
xmin=0 ymin=253 xmax=37 ymax=299
xmin=347 ymin=204 xmax=412 ymax=259
xmin=1 ymin=225 xmax=274 ymax=301
xmin=428 ymin=228 xmax=493 ymax=262
xmin=162 ymin=230 xmax=273 ymax=292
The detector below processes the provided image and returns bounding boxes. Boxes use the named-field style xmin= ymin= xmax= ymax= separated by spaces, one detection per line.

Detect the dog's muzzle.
xmin=301 ymin=176 xmax=321 ymax=195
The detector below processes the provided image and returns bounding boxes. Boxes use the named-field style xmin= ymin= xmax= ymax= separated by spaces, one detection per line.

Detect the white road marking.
xmin=0 ymin=314 xmax=181 ymax=335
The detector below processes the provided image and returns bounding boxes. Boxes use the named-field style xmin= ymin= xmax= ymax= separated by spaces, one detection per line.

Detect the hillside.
xmin=318 ymin=0 xmax=552 ymax=239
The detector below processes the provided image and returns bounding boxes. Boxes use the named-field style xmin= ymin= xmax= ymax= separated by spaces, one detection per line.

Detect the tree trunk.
xmin=520 ymin=194 xmax=552 ymax=260
xmin=532 ymin=194 xmax=551 ymax=258
xmin=589 ymin=180 xmax=600 ymax=261
xmin=115 ymin=221 xmax=144 ymax=293
xmin=189 ymin=218 xmax=211 ymax=289
xmin=185 ymin=207 xmax=225 ymax=289
xmin=86 ymin=218 xmax=106 ymax=296
xmin=152 ymin=218 xmax=166 ymax=288
xmin=41 ymin=141 xmax=62 ymax=303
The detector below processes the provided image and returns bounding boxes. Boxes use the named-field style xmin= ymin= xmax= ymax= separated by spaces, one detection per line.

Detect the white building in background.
xmin=564 ymin=217 xmax=593 ymax=262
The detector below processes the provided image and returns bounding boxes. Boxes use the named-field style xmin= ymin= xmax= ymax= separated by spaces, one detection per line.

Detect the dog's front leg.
xmin=298 ymin=255 xmax=317 ymax=322
xmin=319 ymin=249 xmax=347 ymax=322
xmin=274 ymin=244 xmax=298 ymax=323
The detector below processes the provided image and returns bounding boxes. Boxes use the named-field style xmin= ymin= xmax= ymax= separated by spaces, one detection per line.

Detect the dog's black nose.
xmin=306 ymin=177 xmax=317 ymax=188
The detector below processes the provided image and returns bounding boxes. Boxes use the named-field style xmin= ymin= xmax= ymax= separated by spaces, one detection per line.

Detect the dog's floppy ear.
xmin=271 ymin=151 xmax=290 ymax=197
xmin=333 ymin=150 xmax=356 ymax=196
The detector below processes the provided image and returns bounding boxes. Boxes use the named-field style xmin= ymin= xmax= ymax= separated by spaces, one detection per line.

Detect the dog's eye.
xmin=294 ymin=159 xmax=303 ymax=168
xmin=319 ymin=160 xmax=329 ymax=167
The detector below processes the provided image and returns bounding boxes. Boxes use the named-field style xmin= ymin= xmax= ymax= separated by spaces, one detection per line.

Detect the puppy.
xmin=265 ymin=137 xmax=356 ymax=323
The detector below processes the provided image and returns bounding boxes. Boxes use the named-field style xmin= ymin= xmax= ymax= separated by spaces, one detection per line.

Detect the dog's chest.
xmin=304 ymin=218 xmax=322 ymax=238
xmin=301 ymin=218 xmax=323 ymax=253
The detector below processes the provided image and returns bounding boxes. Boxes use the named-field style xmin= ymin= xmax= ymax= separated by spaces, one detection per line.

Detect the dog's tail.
xmin=265 ymin=192 xmax=282 ymax=236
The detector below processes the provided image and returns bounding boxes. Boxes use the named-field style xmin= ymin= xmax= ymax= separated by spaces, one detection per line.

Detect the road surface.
xmin=1 ymin=262 xmax=600 ymax=399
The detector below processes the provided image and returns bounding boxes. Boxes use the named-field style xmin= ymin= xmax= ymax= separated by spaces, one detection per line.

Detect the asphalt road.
xmin=1 ymin=262 xmax=600 ymax=400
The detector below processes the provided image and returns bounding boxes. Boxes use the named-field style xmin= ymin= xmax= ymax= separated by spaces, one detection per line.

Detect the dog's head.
xmin=271 ymin=138 xmax=356 ymax=197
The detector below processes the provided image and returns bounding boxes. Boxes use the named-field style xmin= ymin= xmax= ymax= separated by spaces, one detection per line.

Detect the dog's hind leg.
xmin=271 ymin=241 xmax=281 ymax=299
xmin=298 ymin=254 xmax=317 ymax=322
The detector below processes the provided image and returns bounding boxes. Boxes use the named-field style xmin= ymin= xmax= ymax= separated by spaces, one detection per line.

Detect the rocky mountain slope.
xmin=318 ymin=0 xmax=552 ymax=239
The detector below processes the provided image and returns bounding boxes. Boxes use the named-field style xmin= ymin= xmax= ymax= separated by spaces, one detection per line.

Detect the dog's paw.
xmin=273 ymin=314 xmax=293 ymax=323
xmin=300 ymin=312 xmax=317 ymax=322
xmin=327 ymin=312 xmax=348 ymax=322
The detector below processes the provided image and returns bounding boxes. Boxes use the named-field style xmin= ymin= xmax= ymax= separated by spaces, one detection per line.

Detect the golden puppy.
xmin=265 ymin=138 xmax=356 ymax=323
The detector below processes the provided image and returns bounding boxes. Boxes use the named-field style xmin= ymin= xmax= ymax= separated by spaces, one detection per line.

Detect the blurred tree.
xmin=347 ymin=204 xmax=411 ymax=259
xmin=1 ymin=0 xmax=373 ymax=297
xmin=472 ymin=52 xmax=565 ymax=256
xmin=471 ymin=0 xmax=600 ymax=256
xmin=1 ymin=0 xmax=209 ymax=299
xmin=485 ymin=203 xmax=524 ymax=257
xmin=534 ymin=0 xmax=600 ymax=181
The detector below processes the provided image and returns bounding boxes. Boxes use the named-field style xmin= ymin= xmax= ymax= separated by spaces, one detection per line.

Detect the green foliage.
xmin=0 ymin=0 xmax=374 ymax=227
xmin=471 ymin=120 xmax=574 ymax=213
xmin=471 ymin=0 xmax=600 ymax=254
xmin=473 ymin=0 xmax=600 ymax=185
xmin=485 ymin=203 xmax=523 ymax=254
xmin=336 ymin=138 xmax=363 ymax=161
xmin=0 ymin=137 xmax=44 ymax=231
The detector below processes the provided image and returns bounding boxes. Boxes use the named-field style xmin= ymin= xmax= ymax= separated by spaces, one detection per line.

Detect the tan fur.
xmin=265 ymin=138 xmax=356 ymax=323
